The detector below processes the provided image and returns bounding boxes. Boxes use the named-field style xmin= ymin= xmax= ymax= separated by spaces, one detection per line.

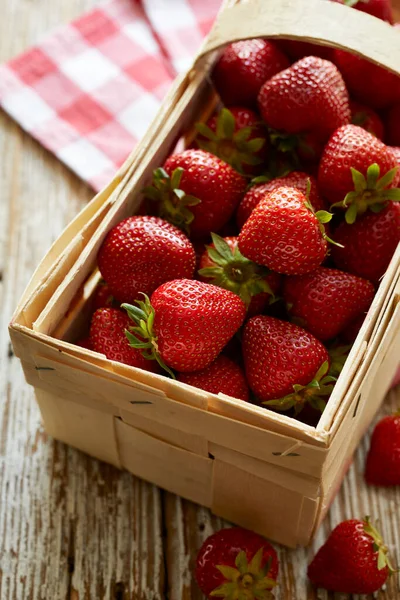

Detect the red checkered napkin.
xmin=0 ymin=0 xmax=220 ymax=191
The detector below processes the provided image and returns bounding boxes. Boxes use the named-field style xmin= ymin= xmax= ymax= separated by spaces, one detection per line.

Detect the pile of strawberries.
xmin=76 ymin=0 xmax=400 ymax=596
xmin=80 ymin=0 xmax=400 ymax=427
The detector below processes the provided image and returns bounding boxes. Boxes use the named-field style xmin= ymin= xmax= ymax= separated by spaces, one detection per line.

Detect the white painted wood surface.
xmin=0 ymin=1 xmax=399 ymax=598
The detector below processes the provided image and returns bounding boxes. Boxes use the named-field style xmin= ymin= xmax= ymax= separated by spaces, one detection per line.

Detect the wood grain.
xmin=0 ymin=0 xmax=400 ymax=599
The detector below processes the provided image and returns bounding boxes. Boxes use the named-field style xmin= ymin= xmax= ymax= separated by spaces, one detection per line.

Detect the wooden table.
xmin=1 ymin=1 xmax=400 ymax=598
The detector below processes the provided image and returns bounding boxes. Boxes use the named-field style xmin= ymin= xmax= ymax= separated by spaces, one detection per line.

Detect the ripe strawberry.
xmin=198 ymin=234 xmax=281 ymax=316
xmin=308 ymin=517 xmax=395 ymax=593
xmin=283 ymin=267 xmax=375 ymax=341
xmin=344 ymin=0 xmax=394 ymax=22
xmin=385 ymin=103 xmax=400 ymax=146
xmin=365 ymin=413 xmax=400 ymax=485
xmin=236 ymin=171 xmax=325 ymax=229
xmin=318 ymin=125 xmax=400 ymax=222
xmin=258 ymin=57 xmax=350 ymax=156
xmin=97 ymin=216 xmax=195 ymax=304
xmin=333 ymin=49 xmax=400 ymax=109
xmin=123 ymin=279 xmax=246 ymax=373
xmin=332 ymin=202 xmax=400 ymax=283
xmin=243 ymin=315 xmax=332 ymax=412
xmin=145 ymin=150 xmax=246 ymax=239
xmin=178 ymin=355 xmax=249 ymax=401
xmin=195 ymin=527 xmax=278 ymax=599
xmin=89 ymin=308 xmax=158 ymax=371
xmin=238 ymin=186 xmax=334 ymax=275
xmin=92 ymin=280 xmax=115 ymax=311
xmin=195 ymin=106 xmax=267 ymax=175
xmin=212 ymin=39 xmax=289 ymax=107
xmin=351 ymin=100 xmax=384 ymax=139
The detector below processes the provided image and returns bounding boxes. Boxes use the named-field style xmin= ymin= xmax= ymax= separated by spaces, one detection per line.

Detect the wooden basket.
xmin=9 ymin=0 xmax=400 ymax=548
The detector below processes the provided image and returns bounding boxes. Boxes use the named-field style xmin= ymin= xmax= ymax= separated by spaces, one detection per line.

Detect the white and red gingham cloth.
xmin=0 ymin=0 xmax=221 ymax=190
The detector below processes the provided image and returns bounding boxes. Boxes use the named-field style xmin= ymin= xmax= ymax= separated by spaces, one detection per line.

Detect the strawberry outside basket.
xmin=9 ymin=0 xmax=400 ymax=547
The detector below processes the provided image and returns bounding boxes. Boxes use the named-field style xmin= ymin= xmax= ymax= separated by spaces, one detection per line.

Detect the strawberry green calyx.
xmin=263 ymin=361 xmax=336 ymax=415
xmin=327 ymin=344 xmax=352 ymax=378
xmin=122 ymin=297 xmax=175 ymax=379
xmin=195 ymin=108 xmax=266 ymax=174
xmin=331 ymin=163 xmax=400 ymax=224
xmin=303 ymin=184 xmax=344 ymax=249
xmin=211 ymin=548 xmax=277 ymax=600
xmin=143 ymin=167 xmax=201 ymax=234
xmin=199 ymin=233 xmax=274 ymax=306
xmin=363 ymin=517 xmax=397 ymax=574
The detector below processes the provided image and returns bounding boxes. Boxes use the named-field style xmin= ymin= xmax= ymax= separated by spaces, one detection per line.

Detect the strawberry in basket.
xmin=144 ymin=149 xmax=247 ymax=239
xmin=123 ymin=279 xmax=246 ymax=375
xmin=243 ymin=316 xmax=333 ymax=414
xmin=97 ymin=215 xmax=196 ymax=304
xmin=195 ymin=527 xmax=279 ymax=599
xmin=258 ymin=56 xmax=351 ymax=163
xmin=177 ymin=355 xmax=249 ymax=401
xmin=212 ymin=39 xmax=289 ymax=107
xmin=350 ymin=100 xmax=384 ymax=139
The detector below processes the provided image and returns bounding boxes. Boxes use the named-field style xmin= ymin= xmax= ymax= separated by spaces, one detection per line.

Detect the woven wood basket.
xmin=9 ymin=0 xmax=400 ymax=547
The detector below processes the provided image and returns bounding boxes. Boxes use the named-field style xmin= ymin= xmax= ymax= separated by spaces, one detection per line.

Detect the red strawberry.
xmin=333 ymin=49 xmax=400 ymax=109
xmin=345 ymin=0 xmax=394 ymax=22
xmin=123 ymin=279 xmax=246 ymax=373
xmin=351 ymin=100 xmax=384 ymax=139
xmin=283 ymin=267 xmax=375 ymax=341
xmin=238 ymin=186 xmax=333 ymax=275
xmin=318 ymin=125 xmax=400 ymax=221
xmin=365 ymin=413 xmax=400 ymax=485
xmin=97 ymin=216 xmax=195 ymax=304
xmin=145 ymin=150 xmax=246 ymax=239
xmin=243 ymin=315 xmax=332 ymax=412
xmin=236 ymin=171 xmax=325 ymax=229
xmin=89 ymin=308 xmax=158 ymax=371
xmin=385 ymin=103 xmax=400 ymax=146
xmin=308 ymin=517 xmax=395 ymax=593
xmin=212 ymin=39 xmax=289 ymax=107
xmin=198 ymin=234 xmax=281 ymax=315
xmin=195 ymin=527 xmax=278 ymax=599
xmin=76 ymin=337 xmax=93 ymax=350
xmin=178 ymin=355 xmax=249 ymax=401
xmin=258 ymin=57 xmax=350 ymax=156
xmin=195 ymin=106 xmax=268 ymax=175
xmin=332 ymin=202 xmax=400 ymax=283
xmin=92 ymin=280 xmax=115 ymax=311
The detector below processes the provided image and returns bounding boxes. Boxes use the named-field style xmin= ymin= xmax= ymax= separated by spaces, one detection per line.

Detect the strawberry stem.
xmin=198 ymin=233 xmax=274 ymax=306
xmin=122 ymin=297 xmax=176 ymax=379
xmin=363 ymin=517 xmax=398 ymax=575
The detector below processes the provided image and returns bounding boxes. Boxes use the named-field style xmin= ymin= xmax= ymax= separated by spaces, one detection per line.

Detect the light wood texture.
xmin=1 ymin=1 xmax=400 ymax=599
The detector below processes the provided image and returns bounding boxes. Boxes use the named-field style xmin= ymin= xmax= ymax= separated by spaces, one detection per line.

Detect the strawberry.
xmin=344 ymin=0 xmax=394 ymax=22
xmin=195 ymin=527 xmax=279 ymax=600
xmin=333 ymin=49 xmax=400 ymax=109
xmin=236 ymin=171 xmax=325 ymax=229
xmin=283 ymin=267 xmax=375 ymax=341
xmin=92 ymin=280 xmax=115 ymax=311
xmin=195 ymin=107 xmax=267 ymax=175
xmin=332 ymin=202 xmax=400 ymax=283
xmin=238 ymin=186 xmax=334 ymax=276
xmin=198 ymin=234 xmax=281 ymax=315
xmin=178 ymin=355 xmax=249 ymax=401
xmin=212 ymin=39 xmax=289 ymax=107
xmin=258 ymin=56 xmax=350 ymax=158
xmin=318 ymin=125 xmax=400 ymax=222
xmin=308 ymin=517 xmax=395 ymax=593
xmin=145 ymin=150 xmax=246 ymax=239
xmin=351 ymin=100 xmax=384 ymax=139
xmin=385 ymin=103 xmax=400 ymax=146
xmin=123 ymin=279 xmax=246 ymax=373
xmin=97 ymin=216 xmax=196 ymax=304
xmin=365 ymin=413 xmax=400 ymax=485
xmin=89 ymin=308 xmax=158 ymax=371
xmin=243 ymin=315 xmax=332 ymax=413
